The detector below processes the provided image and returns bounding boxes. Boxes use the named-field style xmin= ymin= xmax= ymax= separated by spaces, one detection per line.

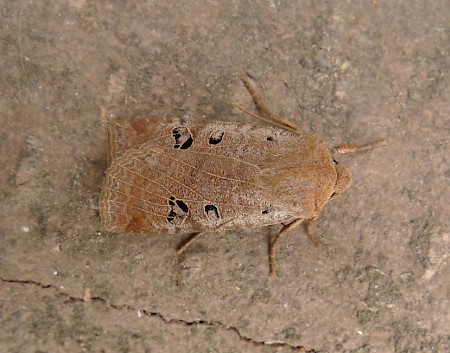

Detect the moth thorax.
xmin=334 ymin=163 xmax=352 ymax=195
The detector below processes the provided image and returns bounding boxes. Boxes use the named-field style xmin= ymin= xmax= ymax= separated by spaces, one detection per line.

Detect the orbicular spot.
xmin=204 ymin=204 xmax=220 ymax=220
xmin=172 ymin=126 xmax=193 ymax=150
xmin=166 ymin=197 xmax=189 ymax=225
xmin=208 ymin=130 xmax=224 ymax=145
xmin=262 ymin=209 xmax=269 ymax=215
xmin=266 ymin=136 xmax=274 ymax=142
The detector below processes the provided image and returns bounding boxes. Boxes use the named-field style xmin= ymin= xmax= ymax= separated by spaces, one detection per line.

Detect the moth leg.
xmin=177 ymin=220 xmax=235 ymax=255
xmin=241 ymin=77 xmax=300 ymax=133
xmin=177 ymin=232 xmax=203 ymax=255
xmin=332 ymin=139 xmax=386 ymax=154
xmin=270 ymin=218 xmax=304 ymax=276
xmin=305 ymin=218 xmax=321 ymax=247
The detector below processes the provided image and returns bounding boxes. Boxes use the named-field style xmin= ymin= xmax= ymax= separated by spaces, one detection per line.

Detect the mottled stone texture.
xmin=1 ymin=1 xmax=449 ymax=352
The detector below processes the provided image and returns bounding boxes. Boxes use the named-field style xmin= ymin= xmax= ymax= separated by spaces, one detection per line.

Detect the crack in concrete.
xmin=1 ymin=277 xmax=313 ymax=352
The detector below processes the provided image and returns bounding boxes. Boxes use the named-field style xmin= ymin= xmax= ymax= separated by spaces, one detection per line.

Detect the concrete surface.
xmin=1 ymin=1 xmax=449 ymax=352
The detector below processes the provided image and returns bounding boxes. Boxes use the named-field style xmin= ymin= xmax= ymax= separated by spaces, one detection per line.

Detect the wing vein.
xmin=149 ymin=148 xmax=260 ymax=186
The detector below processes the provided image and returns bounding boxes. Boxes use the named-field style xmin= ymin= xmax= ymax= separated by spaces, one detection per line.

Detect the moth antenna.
xmin=332 ymin=139 xmax=386 ymax=154
xmin=224 ymin=100 xmax=299 ymax=134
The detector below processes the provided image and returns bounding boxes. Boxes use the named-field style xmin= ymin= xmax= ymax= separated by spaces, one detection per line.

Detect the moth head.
xmin=331 ymin=160 xmax=352 ymax=200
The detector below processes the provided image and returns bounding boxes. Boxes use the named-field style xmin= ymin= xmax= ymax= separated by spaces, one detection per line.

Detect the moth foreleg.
xmin=241 ymin=77 xmax=300 ymax=134
xmin=269 ymin=218 xmax=304 ymax=276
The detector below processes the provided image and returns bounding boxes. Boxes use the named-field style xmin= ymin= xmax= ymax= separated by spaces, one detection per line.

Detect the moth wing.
xmin=100 ymin=119 xmax=299 ymax=233
xmin=105 ymin=118 xmax=178 ymax=166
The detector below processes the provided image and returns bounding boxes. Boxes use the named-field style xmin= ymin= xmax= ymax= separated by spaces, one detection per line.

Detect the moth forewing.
xmin=100 ymin=120 xmax=317 ymax=235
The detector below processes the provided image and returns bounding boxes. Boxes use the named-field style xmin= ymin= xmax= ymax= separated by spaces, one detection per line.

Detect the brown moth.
xmin=99 ymin=78 xmax=384 ymax=275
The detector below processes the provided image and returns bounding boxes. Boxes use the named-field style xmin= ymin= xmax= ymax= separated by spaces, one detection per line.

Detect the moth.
xmin=100 ymin=78 xmax=384 ymax=275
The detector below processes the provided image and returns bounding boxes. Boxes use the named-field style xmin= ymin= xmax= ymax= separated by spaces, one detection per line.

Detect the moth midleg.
xmin=177 ymin=220 xmax=235 ymax=255
xmin=269 ymin=218 xmax=304 ymax=276
xmin=305 ymin=218 xmax=321 ymax=247
xmin=332 ymin=139 xmax=386 ymax=154
xmin=241 ymin=77 xmax=300 ymax=133
xmin=177 ymin=232 xmax=203 ymax=255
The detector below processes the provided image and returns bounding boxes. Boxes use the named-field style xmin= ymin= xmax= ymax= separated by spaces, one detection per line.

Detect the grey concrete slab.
xmin=1 ymin=1 xmax=449 ymax=352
